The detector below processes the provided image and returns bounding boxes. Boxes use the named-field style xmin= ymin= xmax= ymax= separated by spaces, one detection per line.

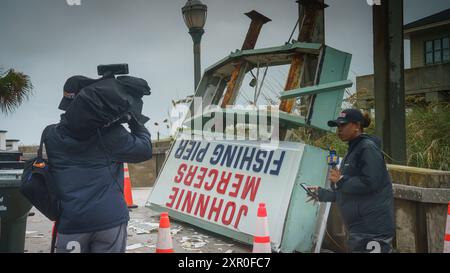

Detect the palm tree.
xmin=0 ymin=68 xmax=33 ymax=114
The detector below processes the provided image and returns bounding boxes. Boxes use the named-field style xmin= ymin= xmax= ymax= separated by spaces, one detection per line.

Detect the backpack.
xmin=20 ymin=125 xmax=61 ymax=221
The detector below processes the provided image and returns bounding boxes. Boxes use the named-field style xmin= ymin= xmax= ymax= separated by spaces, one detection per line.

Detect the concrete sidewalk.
xmin=24 ymin=187 xmax=251 ymax=253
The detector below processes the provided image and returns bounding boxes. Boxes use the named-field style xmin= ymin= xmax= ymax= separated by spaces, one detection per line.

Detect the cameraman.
xmin=307 ymin=109 xmax=395 ymax=253
xmin=45 ymin=76 xmax=152 ymax=253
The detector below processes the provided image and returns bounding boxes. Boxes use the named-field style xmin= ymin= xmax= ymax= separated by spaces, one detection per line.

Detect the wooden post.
xmin=373 ymin=0 xmax=406 ymax=164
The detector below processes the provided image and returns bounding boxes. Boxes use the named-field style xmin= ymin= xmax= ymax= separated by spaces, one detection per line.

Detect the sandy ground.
xmin=24 ymin=187 xmax=252 ymax=253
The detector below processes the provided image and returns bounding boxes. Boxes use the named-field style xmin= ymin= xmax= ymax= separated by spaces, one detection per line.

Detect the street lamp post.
xmin=153 ymin=119 xmax=168 ymax=141
xmin=182 ymin=0 xmax=207 ymax=91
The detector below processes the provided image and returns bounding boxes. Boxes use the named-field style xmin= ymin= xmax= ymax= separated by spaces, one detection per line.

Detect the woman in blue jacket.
xmin=308 ymin=108 xmax=395 ymax=253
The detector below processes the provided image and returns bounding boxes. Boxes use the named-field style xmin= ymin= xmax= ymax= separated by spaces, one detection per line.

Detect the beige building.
xmin=357 ymin=8 xmax=450 ymax=108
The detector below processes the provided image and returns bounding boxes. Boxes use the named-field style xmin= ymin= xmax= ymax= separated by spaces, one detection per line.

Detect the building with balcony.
xmin=357 ymin=8 xmax=450 ymax=108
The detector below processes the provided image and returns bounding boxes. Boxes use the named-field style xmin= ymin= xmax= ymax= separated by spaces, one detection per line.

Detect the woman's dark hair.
xmin=361 ymin=112 xmax=371 ymax=132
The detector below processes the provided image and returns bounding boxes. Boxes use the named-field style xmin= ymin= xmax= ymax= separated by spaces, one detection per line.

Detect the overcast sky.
xmin=1 ymin=0 xmax=449 ymax=145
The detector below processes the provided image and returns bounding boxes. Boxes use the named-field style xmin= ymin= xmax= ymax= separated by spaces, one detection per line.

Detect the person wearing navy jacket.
xmin=45 ymin=76 xmax=152 ymax=253
xmin=307 ymin=108 xmax=395 ymax=253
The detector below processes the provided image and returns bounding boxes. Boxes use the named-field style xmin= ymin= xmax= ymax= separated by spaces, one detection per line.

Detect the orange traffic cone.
xmin=123 ymin=163 xmax=137 ymax=209
xmin=444 ymin=202 xmax=450 ymax=253
xmin=252 ymin=203 xmax=271 ymax=253
xmin=156 ymin=212 xmax=174 ymax=253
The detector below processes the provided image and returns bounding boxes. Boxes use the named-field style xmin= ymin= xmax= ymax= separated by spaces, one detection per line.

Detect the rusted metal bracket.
xmin=220 ymin=10 xmax=271 ymax=108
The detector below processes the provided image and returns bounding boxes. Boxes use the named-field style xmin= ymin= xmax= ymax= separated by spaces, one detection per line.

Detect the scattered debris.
xmin=214 ymin=243 xmax=234 ymax=247
xmin=182 ymin=247 xmax=203 ymax=252
xmin=27 ymin=234 xmax=45 ymax=238
xmin=180 ymin=235 xmax=209 ymax=249
xmin=126 ymin=243 xmax=145 ymax=251
xmin=26 ymin=231 xmax=45 ymax=238
xmin=129 ymin=226 xmax=150 ymax=235
xmin=171 ymin=227 xmax=183 ymax=236
xmin=128 ymin=218 xmax=160 ymax=235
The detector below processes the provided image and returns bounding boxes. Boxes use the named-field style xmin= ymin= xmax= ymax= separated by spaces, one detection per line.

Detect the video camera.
xmin=63 ymin=63 xmax=151 ymax=139
xmin=97 ymin=63 xmax=129 ymax=78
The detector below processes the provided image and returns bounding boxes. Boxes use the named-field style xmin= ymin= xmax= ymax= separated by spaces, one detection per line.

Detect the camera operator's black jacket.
xmin=45 ymin=116 xmax=152 ymax=234
xmin=318 ymin=134 xmax=395 ymax=247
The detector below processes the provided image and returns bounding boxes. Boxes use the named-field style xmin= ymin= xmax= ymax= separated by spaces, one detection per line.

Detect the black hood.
xmin=360 ymin=134 xmax=382 ymax=149
xmin=348 ymin=134 xmax=382 ymax=153
xmin=53 ymin=115 xmax=100 ymax=153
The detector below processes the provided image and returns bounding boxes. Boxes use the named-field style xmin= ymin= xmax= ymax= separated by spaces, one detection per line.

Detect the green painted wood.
xmin=204 ymin=42 xmax=322 ymax=75
xmin=183 ymin=108 xmax=311 ymax=133
xmin=229 ymin=42 xmax=322 ymax=58
xmin=309 ymin=46 xmax=352 ymax=131
xmin=279 ymin=145 xmax=329 ymax=253
xmin=279 ymin=79 xmax=353 ymax=99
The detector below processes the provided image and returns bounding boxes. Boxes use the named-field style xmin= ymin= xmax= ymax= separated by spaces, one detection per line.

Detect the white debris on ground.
xmin=171 ymin=227 xmax=183 ymax=236
xmin=25 ymin=231 xmax=45 ymax=238
xmin=127 ymin=218 xmax=160 ymax=235
xmin=214 ymin=243 xmax=235 ymax=247
xmin=126 ymin=243 xmax=145 ymax=251
xmin=127 ymin=217 xmax=184 ymax=237
xmin=180 ymin=235 xmax=210 ymax=250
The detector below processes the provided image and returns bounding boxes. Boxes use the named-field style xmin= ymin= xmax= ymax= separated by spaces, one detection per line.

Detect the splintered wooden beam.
xmin=220 ymin=10 xmax=271 ymax=108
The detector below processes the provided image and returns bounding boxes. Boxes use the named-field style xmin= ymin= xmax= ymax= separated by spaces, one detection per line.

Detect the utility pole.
xmin=373 ymin=0 xmax=406 ymax=165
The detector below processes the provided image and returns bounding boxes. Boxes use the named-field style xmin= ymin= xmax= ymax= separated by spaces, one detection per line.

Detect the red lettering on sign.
xmin=166 ymin=163 xmax=266 ymax=229
xmin=241 ymin=176 xmax=261 ymax=202
xmin=174 ymin=163 xmax=187 ymax=183
xmin=194 ymin=193 xmax=210 ymax=218
xmin=229 ymin=173 xmax=244 ymax=198
xmin=193 ymin=167 xmax=208 ymax=189
xmin=204 ymin=168 xmax=218 ymax=191
xmin=208 ymin=197 xmax=223 ymax=222
xmin=175 ymin=189 xmax=185 ymax=210
xmin=181 ymin=190 xmax=197 ymax=214
xmin=184 ymin=165 xmax=198 ymax=186
xmin=222 ymin=201 xmax=236 ymax=226
xmin=234 ymin=205 xmax=248 ymax=229
xmin=216 ymin=171 xmax=232 ymax=195
xmin=165 ymin=187 xmax=179 ymax=208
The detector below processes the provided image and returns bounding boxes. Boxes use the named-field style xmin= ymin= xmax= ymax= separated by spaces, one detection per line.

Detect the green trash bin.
xmin=0 ymin=170 xmax=32 ymax=253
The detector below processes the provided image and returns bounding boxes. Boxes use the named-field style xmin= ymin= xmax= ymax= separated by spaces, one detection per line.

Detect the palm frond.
xmin=0 ymin=68 xmax=33 ymax=114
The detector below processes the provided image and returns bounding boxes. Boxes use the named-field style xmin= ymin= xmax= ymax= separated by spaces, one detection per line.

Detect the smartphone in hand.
xmin=300 ymin=183 xmax=319 ymax=200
